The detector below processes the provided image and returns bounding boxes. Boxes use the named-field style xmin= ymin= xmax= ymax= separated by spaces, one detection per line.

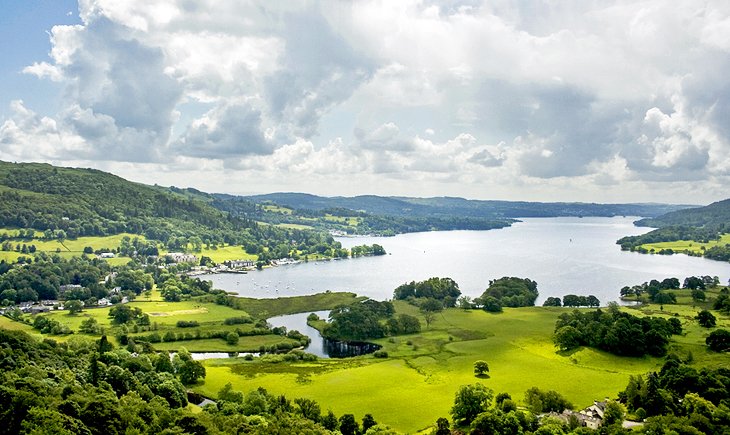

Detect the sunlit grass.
xmin=195 ymin=303 xmax=683 ymax=433
xmin=640 ymin=233 xmax=730 ymax=254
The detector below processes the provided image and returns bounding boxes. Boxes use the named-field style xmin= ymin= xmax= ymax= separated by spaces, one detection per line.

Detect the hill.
xmin=633 ymin=198 xmax=730 ymax=231
xmin=617 ymin=198 xmax=730 ymax=261
xmin=0 ymin=161 xmax=336 ymax=255
xmin=241 ymin=192 xmax=691 ymax=219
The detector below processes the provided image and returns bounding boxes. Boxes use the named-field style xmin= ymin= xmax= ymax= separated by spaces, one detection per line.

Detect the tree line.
xmin=553 ymin=304 xmax=682 ymax=357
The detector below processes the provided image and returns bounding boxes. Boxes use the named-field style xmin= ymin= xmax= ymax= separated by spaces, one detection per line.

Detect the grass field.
xmin=193 ymin=297 xmax=730 ymax=434
xmin=0 ymin=227 xmax=260 ymax=266
xmin=639 ymin=233 xmax=730 ymax=254
xmin=28 ymin=292 xmax=362 ymax=352
xmin=0 ymin=229 xmax=144 ymax=264
xmin=262 ymin=204 xmax=293 ymax=214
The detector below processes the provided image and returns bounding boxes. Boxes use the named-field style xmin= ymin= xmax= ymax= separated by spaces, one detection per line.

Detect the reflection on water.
xmin=267 ymin=311 xmax=380 ymax=358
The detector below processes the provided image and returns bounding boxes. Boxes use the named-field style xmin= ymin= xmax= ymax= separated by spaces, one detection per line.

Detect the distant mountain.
xmin=240 ymin=192 xmax=693 ymax=219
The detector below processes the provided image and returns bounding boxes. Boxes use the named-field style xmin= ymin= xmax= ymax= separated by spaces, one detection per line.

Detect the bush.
xmin=176 ymin=320 xmax=199 ymax=328
xmin=225 ymin=332 xmax=239 ymax=345
xmin=373 ymin=350 xmax=388 ymax=358
xmin=223 ymin=316 xmax=252 ymax=325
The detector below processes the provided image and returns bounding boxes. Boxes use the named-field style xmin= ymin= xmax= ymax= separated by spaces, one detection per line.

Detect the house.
xmin=29 ymin=305 xmax=51 ymax=314
xmin=544 ymin=399 xmax=609 ymax=430
xmin=59 ymin=284 xmax=82 ymax=297
xmin=166 ymin=252 xmax=198 ymax=264
xmin=224 ymin=259 xmax=255 ymax=269
xmin=99 ymin=252 xmax=115 ymax=258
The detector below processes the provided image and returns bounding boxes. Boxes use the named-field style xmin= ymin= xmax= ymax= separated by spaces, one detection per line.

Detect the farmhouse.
xmin=545 ymin=399 xmax=608 ymax=430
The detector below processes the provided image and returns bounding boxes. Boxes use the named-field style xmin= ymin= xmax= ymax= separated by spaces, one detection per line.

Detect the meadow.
xmin=194 ymin=298 xmax=729 ymax=434
xmin=31 ymin=291 xmax=361 ymax=352
xmin=0 ymin=227 xmax=260 ymax=266
xmin=639 ymin=233 xmax=730 ymax=254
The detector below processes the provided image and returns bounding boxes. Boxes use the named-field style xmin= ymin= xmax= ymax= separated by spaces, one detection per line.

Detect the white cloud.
xmin=2 ymin=0 xmax=730 ymax=203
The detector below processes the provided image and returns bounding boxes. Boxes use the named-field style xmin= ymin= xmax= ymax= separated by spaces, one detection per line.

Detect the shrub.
xmin=225 ymin=332 xmax=239 ymax=345
xmin=373 ymin=350 xmax=388 ymax=358
xmin=176 ymin=320 xmax=199 ymax=328
xmin=223 ymin=316 xmax=252 ymax=325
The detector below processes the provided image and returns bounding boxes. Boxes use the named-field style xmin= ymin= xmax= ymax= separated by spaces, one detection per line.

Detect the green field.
xmin=8 ymin=282 xmax=728 ymax=433
xmin=262 ymin=204 xmax=293 ymax=214
xmin=0 ymin=227 xmax=261 ymax=266
xmin=640 ymin=233 xmax=730 ymax=254
xmin=0 ymin=229 xmax=144 ymax=264
xmin=28 ymin=292 xmax=362 ymax=352
xmin=193 ymin=298 xmax=729 ymax=434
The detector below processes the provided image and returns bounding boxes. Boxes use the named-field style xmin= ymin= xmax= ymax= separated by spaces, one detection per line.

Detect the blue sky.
xmin=0 ymin=0 xmax=79 ymax=119
xmin=1 ymin=1 xmax=729 ymax=204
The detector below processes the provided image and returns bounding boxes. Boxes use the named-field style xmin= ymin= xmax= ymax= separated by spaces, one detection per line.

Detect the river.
xmin=201 ymin=217 xmax=730 ymax=305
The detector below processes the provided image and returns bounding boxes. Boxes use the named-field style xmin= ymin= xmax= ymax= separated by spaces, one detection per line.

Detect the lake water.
xmin=202 ymin=217 xmax=730 ymax=305
xmin=267 ymin=310 xmax=330 ymax=358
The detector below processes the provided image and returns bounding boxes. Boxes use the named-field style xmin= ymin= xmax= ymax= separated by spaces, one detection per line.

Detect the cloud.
xmin=2 ymin=0 xmax=730 ymax=203
xmin=173 ymin=102 xmax=273 ymax=158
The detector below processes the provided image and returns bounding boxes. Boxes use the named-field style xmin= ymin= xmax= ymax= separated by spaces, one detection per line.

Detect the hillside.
xmin=0 ymin=161 xmax=335 ymax=254
xmin=633 ymin=198 xmax=730 ymax=231
xmin=617 ymin=198 xmax=730 ymax=261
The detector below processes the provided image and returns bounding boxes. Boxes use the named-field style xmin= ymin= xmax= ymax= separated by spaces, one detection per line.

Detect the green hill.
xmin=0 ymin=161 xmax=334 ymax=255
xmin=633 ymin=198 xmax=730 ymax=231
xmin=617 ymin=198 xmax=730 ymax=261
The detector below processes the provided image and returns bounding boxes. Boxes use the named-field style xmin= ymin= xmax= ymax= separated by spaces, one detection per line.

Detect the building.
xmin=544 ymin=399 xmax=609 ymax=430
xmin=165 ymin=252 xmax=198 ymax=264
xmin=224 ymin=259 xmax=255 ymax=268
xmin=59 ymin=284 xmax=82 ymax=297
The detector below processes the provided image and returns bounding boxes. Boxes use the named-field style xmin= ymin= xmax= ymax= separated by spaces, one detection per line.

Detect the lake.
xmin=202 ymin=217 xmax=730 ymax=305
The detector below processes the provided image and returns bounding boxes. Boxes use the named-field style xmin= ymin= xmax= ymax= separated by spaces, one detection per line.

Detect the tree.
xmin=65 ymin=299 xmax=84 ymax=314
xmin=473 ymin=360 xmax=490 ymax=377
xmin=554 ymin=325 xmax=582 ymax=351
xmin=294 ymin=398 xmax=321 ymax=423
xmin=602 ymin=401 xmax=625 ymax=426
xmin=543 ymin=297 xmax=562 ymax=307
xmin=451 ymin=383 xmax=494 ymax=425
xmin=706 ymin=329 xmax=730 ymax=352
xmin=339 ymin=413 xmax=359 ymax=435
xmin=321 ymin=410 xmax=339 ymax=431
xmin=362 ymin=414 xmax=377 ymax=433
xmin=481 ymin=277 xmax=538 ymax=307
xmin=524 ymin=387 xmax=572 ymax=413
xmin=696 ymin=310 xmax=716 ymax=328
xmin=481 ymin=296 xmax=502 ymax=313
xmin=434 ymin=417 xmax=450 ymax=435
xmin=79 ymin=317 xmax=101 ymax=334
xmin=420 ymin=298 xmax=442 ymax=329
xmin=178 ymin=357 xmax=206 ymax=385
xmin=691 ymin=289 xmax=706 ymax=302
xmin=586 ymin=295 xmax=600 ymax=307
xmin=225 ymin=332 xmax=239 ymax=345
xmin=683 ymin=276 xmax=705 ymax=290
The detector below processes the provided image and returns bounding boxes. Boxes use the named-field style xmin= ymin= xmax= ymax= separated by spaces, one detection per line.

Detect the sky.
xmin=1 ymin=0 xmax=730 ymax=204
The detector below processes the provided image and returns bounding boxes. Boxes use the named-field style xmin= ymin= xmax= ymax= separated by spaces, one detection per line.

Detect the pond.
xmin=202 ymin=217 xmax=730 ymax=305
xmin=267 ymin=311 xmax=381 ymax=358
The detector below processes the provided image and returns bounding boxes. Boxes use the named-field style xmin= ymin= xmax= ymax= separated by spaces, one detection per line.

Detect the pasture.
xmin=195 ymin=302 xmax=693 ymax=433
xmin=639 ymin=233 xmax=730 ymax=254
